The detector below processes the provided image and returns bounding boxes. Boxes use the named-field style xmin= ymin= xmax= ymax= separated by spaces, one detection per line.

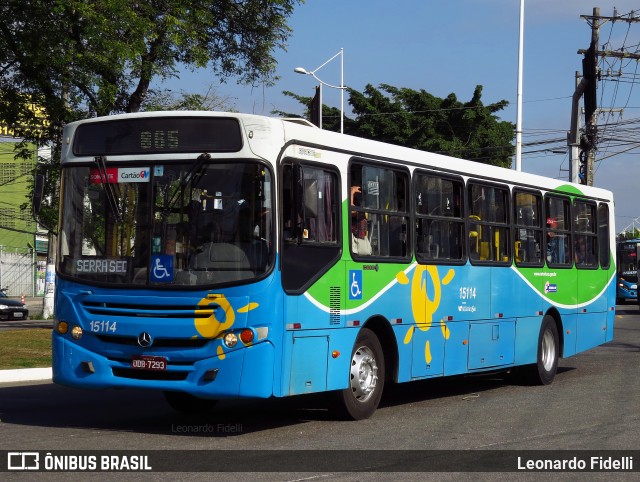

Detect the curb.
xmin=0 ymin=367 xmax=52 ymax=384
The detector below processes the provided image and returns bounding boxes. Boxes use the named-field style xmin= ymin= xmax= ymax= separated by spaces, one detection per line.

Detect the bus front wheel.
xmin=335 ymin=328 xmax=385 ymax=420
xmin=518 ymin=315 xmax=559 ymax=385
xmin=163 ymin=391 xmax=218 ymax=414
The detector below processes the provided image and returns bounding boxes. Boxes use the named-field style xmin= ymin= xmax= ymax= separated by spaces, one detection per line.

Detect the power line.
xmin=571 ymin=7 xmax=640 ymax=184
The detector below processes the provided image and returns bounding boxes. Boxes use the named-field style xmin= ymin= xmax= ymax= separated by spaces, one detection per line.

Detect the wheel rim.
xmin=349 ymin=345 xmax=378 ymax=403
xmin=541 ymin=328 xmax=556 ymax=371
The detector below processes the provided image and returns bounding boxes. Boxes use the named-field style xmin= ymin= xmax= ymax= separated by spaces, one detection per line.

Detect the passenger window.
xmin=545 ymin=196 xmax=572 ymax=267
xmin=414 ymin=172 xmax=464 ymax=263
xmin=597 ymin=204 xmax=610 ymax=269
xmin=281 ymin=161 xmax=341 ymax=294
xmin=350 ymin=162 xmax=409 ymax=259
xmin=514 ymin=191 xmax=543 ymax=266
xmin=574 ymin=200 xmax=597 ymax=268
xmin=283 ymin=163 xmax=339 ymax=245
xmin=467 ymin=182 xmax=510 ymax=264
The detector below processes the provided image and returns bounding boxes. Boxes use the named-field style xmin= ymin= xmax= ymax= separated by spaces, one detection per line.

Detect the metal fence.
xmin=0 ymin=245 xmax=36 ymax=297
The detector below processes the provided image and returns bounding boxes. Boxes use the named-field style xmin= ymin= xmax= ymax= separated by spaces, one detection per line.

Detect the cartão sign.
xmin=89 ymin=167 xmax=150 ymax=184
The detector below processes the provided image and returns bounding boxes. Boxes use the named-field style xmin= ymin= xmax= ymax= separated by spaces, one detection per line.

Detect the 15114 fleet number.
xmin=89 ymin=320 xmax=117 ymax=333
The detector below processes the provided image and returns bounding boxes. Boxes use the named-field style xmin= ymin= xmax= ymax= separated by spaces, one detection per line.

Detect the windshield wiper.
xmin=184 ymin=152 xmax=211 ymax=187
xmin=94 ymin=155 xmax=123 ymax=224
xmin=162 ymin=152 xmax=210 ymax=219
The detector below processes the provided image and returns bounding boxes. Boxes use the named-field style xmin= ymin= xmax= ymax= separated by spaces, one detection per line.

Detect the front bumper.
xmin=52 ymin=333 xmax=275 ymax=399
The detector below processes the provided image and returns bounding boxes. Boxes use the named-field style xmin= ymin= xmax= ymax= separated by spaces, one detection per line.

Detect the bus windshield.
xmin=58 ymin=159 xmax=273 ymax=287
xmin=618 ymin=241 xmax=638 ymax=283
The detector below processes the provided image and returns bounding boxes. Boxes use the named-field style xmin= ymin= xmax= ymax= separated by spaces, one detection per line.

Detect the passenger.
xmin=351 ymin=185 xmax=371 ymax=255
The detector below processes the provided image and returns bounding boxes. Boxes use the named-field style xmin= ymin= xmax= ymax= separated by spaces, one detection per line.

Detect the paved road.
xmin=0 ymin=306 xmax=638 ymax=479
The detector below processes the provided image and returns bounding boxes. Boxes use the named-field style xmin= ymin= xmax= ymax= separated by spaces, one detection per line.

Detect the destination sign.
xmin=73 ymin=117 xmax=243 ymax=156
xmin=75 ymin=258 xmax=129 ymax=274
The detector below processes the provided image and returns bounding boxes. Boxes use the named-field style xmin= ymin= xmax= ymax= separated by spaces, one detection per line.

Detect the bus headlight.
xmin=223 ymin=332 xmax=238 ymax=348
xmin=71 ymin=325 xmax=83 ymax=340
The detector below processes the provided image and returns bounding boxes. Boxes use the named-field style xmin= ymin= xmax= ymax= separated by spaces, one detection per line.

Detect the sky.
xmin=164 ymin=0 xmax=640 ymax=233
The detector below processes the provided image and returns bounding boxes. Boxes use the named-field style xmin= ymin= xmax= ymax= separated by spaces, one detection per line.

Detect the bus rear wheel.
xmin=163 ymin=391 xmax=218 ymax=414
xmin=517 ymin=315 xmax=559 ymax=385
xmin=335 ymin=328 xmax=385 ymax=420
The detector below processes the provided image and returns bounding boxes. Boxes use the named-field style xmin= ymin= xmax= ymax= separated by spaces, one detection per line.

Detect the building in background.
xmin=0 ymin=123 xmax=48 ymax=297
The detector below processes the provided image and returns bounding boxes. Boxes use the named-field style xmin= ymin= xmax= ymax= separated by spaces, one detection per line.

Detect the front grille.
xmin=97 ymin=335 xmax=210 ymax=348
xmin=82 ymin=300 xmax=220 ymax=319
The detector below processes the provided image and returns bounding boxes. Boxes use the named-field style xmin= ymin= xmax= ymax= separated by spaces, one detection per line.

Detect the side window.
xmin=281 ymin=161 xmax=341 ymax=294
xmin=545 ymin=195 xmax=572 ymax=267
xmin=283 ymin=163 xmax=338 ymax=244
xmin=467 ymin=182 xmax=510 ymax=264
xmin=598 ymin=203 xmax=610 ymax=269
xmin=514 ymin=191 xmax=543 ymax=266
xmin=350 ymin=162 xmax=409 ymax=259
xmin=574 ymin=200 xmax=598 ymax=268
xmin=414 ymin=172 xmax=464 ymax=263
xmin=301 ymin=166 xmax=338 ymax=244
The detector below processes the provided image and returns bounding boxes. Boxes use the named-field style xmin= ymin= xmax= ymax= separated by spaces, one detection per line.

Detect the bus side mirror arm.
xmin=32 ymin=173 xmax=57 ymax=234
xmin=32 ymin=174 xmax=45 ymax=216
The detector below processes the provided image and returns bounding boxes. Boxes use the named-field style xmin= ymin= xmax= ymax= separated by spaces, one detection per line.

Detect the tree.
xmin=0 ymin=0 xmax=303 ymax=229
xmin=277 ymin=84 xmax=514 ymax=168
xmin=275 ymin=90 xmax=350 ymax=132
xmin=143 ymin=85 xmax=237 ymax=112
xmin=1 ymin=0 xmax=302 ymax=118
xmin=617 ymin=228 xmax=640 ymax=242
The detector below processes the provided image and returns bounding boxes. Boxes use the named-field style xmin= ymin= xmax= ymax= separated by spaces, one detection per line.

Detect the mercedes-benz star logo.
xmin=137 ymin=332 xmax=153 ymax=348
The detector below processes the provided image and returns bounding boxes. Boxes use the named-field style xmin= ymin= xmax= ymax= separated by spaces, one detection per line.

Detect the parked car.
xmin=0 ymin=291 xmax=29 ymax=320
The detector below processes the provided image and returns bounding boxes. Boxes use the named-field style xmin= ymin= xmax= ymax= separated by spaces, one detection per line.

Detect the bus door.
xmin=280 ymin=160 xmax=343 ymax=395
xmin=465 ymin=183 xmax=514 ymax=371
xmin=574 ymin=201 xmax=607 ymax=352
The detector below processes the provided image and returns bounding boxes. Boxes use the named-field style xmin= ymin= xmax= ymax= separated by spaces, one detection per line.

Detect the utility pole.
xmin=568 ymin=71 xmax=584 ymax=184
xmin=578 ymin=7 xmax=599 ymax=186
xmin=571 ymin=7 xmax=640 ymax=185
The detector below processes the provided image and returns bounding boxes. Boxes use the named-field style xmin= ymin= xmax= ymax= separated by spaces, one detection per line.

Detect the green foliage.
xmin=617 ymin=229 xmax=640 ymax=241
xmin=1 ymin=0 xmax=301 ymax=118
xmin=278 ymin=84 xmax=514 ymax=168
xmin=143 ymin=86 xmax=237 ymax=112
xmin=0 ymin=0 xmax=303 ymax=230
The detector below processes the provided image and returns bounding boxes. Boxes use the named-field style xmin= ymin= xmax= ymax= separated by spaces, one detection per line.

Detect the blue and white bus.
xmin=616 ymin=238 xmax=639 ymax=304
xmin=49 ymin=111 xmax=616 ymax=420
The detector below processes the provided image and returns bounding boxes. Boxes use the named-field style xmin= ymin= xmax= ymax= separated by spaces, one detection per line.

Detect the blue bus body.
xmin=616 ymin=239 xmax=639 ymax=303
xmin=50 ymin=112 xmax=617 ymax=419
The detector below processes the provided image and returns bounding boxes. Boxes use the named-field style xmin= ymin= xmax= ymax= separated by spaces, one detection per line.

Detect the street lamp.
xmin=294 ymin=48 xmax=345 ymax=133
xmin=515 ymin=0 xmax=524 ymax=171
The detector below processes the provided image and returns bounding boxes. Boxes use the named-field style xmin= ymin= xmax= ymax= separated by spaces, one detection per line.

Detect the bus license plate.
xmin=131 ymin=355 xmax=166 ymax=371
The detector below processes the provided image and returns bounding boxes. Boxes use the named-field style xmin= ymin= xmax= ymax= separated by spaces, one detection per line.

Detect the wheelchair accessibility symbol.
xmin=151 ymin=255 xmax=174 ymax=282
xmin=349 ymin=270 xmax=363 ymax=300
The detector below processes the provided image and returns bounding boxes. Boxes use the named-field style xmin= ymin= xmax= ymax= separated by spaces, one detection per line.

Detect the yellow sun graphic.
xmin=400 ymin=265 xmax=455 ymax=364
xmin=194 ymin=296 xmax=260 ymax=360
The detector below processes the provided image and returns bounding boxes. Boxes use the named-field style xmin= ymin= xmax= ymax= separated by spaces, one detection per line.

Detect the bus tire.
xmin=335 ymin=328 xmax=385 ymax=420
xmin=518 ymin=316 xmax=559 ymax=385
xmin=163 ymin=391 xmax=218 ymax=414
